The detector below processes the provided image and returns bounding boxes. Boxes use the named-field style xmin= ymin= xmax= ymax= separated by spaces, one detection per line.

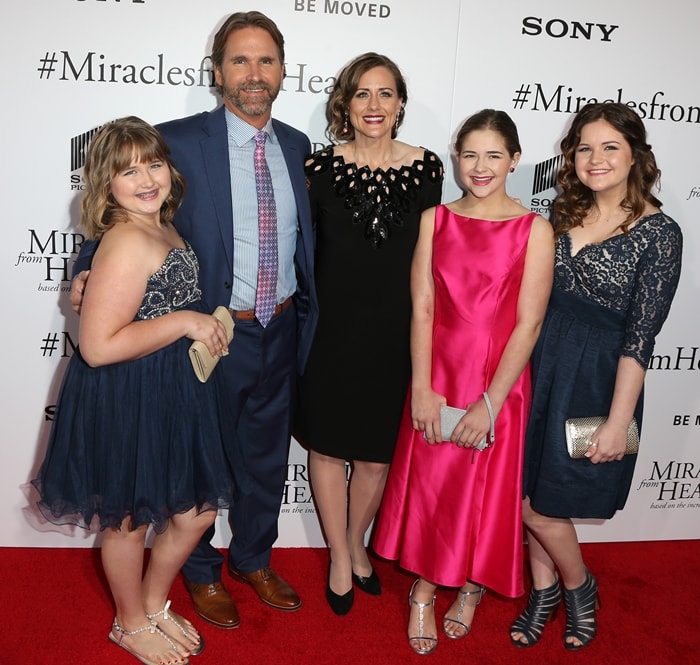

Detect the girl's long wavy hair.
xmin=80 ymin=116 xmax=184 ymax=240
xmin=553 ymin=102 xmax=661 ymax=237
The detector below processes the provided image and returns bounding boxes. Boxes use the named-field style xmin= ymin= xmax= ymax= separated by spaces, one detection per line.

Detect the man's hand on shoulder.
xmin=70 ymin=270 xmax=90 ymax=314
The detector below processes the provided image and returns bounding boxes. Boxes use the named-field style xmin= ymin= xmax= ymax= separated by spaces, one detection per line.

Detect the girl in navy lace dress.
xmin=511 ymin=103 xmax=682 ymax=651
xmin=33 ymin=117 xmax=234 ymax=665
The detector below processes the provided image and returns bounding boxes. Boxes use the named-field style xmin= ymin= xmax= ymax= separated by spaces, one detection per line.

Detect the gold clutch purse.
xmin=565 ymin=416 xmax=639 ymax=459
xmin=188 ymin=306 xmax=234 ymax=383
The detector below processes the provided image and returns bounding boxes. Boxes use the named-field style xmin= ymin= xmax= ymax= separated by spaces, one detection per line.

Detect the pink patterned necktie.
xmin=253 ymin=130 xmax=278 ymax=327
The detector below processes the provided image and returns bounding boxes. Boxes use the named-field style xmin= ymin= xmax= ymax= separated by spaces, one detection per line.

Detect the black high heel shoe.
xmin=326 ymin=563 xmax=354 ymax=615
xmin=326 ymin=584 xmax=354 ymax=615
xmin=352 ymin=569 xmax=381 ymax=596
xmin=510 ymin=575 xmax=561 ymax=647
xmin=563 ymin=569 xmax=600 ymax=650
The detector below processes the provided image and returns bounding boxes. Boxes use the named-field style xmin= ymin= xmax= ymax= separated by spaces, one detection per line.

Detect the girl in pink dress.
xmin=373 ymin=109 xmax=554 ymax=656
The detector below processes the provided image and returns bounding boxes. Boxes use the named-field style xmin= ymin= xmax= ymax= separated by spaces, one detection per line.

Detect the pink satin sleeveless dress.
xmin=373 ymin=205 xmax=537 ymax=597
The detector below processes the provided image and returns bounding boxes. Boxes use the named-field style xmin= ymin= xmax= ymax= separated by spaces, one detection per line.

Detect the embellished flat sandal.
xmin=146 ymin=599 xmax=204 ymax=656
xmin=442 ymin=583 xmax=485 ymax=639
xmin=408 ymin=580 xmax=438 ymax=656
xmin=510 ymin=575 xmax=561 ymax=647
xmin=563 ymin=569 xmax=600 ymax=650
xmin=109 ymin=617 xmax=188 ymax=665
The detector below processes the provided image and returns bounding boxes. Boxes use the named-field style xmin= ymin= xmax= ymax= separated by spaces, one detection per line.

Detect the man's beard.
xmin=223 ymin=81 xmax=280 ymax=117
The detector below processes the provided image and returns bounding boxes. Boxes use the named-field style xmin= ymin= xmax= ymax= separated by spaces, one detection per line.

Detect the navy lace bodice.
xmin=555 ymin=212 xmax=682 ymax=367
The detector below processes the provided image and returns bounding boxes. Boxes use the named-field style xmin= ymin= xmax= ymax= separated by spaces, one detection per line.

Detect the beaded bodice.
xmin=137 ymin=242 xmax=202 ymax=320
xmin=306 ymin=148 xmax=443 ymax=249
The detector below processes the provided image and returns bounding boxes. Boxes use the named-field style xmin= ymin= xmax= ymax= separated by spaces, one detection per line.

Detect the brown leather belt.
xmin=228 ymin=296 xmax=293 ymax=322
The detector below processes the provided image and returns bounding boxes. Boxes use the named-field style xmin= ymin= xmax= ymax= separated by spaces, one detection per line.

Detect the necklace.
xmin=583 ymin=208 xmax=628 ymax=228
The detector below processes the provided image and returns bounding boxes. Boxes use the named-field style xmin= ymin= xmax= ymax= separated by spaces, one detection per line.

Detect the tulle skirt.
xmin=33 ymin=302 xmax=234 ymax=532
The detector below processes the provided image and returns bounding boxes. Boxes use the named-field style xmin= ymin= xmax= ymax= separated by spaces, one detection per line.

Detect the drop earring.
xmin=342 ymin=112 xmax=349 ymax=135
xmin=394 ymin=104 xmax=404 ymax=135
xmin=509 ymin=166 xmax=515 ymax=173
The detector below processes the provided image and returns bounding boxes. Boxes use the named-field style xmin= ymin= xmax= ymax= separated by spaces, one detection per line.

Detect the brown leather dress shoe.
xmin=183 ymin=579 xmax=241 ymax=629
xmin=228 ymin=566 xmax=302 ymax=611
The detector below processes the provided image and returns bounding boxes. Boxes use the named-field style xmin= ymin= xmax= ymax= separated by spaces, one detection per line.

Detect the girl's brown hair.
xmin=80 ymin=116 xmax=184 ymax=240
xmin=553 ymin=102 xmax=661 ymax=236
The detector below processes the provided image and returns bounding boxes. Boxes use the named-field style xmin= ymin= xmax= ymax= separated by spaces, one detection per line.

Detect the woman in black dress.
xmin=294 ymin=53 xmax=443 ymax=614
xmin=511 ymin=103 xmax=682 ymax=650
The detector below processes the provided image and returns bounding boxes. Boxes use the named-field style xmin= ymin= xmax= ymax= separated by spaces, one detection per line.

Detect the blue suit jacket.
xmin=75 ymin=107 xmax=318 ymax=372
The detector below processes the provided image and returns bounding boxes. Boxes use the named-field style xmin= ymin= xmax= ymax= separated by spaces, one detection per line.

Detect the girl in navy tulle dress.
xmin=33 ymin=117 xmax=234 ymax=665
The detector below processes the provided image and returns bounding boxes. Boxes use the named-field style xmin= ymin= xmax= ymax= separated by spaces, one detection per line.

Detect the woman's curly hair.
xmin=325 ymin=52 xmax=407 ymax=143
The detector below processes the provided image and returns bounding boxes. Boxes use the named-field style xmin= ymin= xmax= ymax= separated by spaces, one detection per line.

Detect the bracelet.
xmin=482 ymin=391 xmax=495 ymax=446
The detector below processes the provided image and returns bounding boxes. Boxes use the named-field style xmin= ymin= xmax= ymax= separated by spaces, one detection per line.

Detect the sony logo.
xmin=522 ymin=16 xmax=619 ymax=42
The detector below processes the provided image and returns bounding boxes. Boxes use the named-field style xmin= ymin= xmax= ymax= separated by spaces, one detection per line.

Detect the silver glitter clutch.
xmin=440 ymin=406 xmax=470 ymax=440
xmin=188 ymin=306 xmax=234 ymax=383
xmin=565 ymin=416 xmax=639 ymax=459
xmin=439 ymin=392 xmax=495 ymax=450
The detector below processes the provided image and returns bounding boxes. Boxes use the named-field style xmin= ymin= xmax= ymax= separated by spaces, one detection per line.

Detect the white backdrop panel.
xmin=2 ymin=0 xmax=697 ymax=548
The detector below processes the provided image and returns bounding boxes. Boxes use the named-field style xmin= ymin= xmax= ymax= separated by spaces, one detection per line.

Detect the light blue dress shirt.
xmin=225 ymin=108 xmax=298 ymax=311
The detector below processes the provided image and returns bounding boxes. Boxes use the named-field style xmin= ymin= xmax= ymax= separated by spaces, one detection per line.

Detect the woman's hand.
xmin=411 ymin=388 xmax=446 ymax=444
xmin=584 ymin=419 xmax=630 ymax=463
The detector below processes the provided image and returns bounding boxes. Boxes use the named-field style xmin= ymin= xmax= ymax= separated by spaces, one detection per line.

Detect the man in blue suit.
xmin=72 ymin=11 xmax=318 ymax=628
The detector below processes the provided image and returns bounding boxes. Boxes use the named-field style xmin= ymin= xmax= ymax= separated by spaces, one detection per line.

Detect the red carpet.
xmin=5 ymin=542 xmax=697 ymax=664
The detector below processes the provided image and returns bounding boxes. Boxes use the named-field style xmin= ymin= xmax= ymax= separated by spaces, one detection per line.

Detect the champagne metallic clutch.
xmin=565 ymin=416 xmax=639 ymax=459
xmin=188 ymin=306 xmax=234 ymax=383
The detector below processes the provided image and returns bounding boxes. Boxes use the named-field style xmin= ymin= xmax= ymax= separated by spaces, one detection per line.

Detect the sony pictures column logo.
xmin=70 ymin=126 xmax=102 ymax=190
xmin=529 ymin=154 xmax=564 ymax=216
xmin=13 ymin=130 xmax=92 ymax=290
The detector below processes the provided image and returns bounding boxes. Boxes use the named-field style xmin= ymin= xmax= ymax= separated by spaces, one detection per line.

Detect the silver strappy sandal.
xmin=442 ymin=583 xmax=485 ymax=639
xmin=408 ymin=579 xmax=438 ymax=655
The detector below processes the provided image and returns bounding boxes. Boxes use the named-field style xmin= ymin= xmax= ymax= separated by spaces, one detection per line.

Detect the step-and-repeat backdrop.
xmin=3 ymin=0 xmax=697 ymax=548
